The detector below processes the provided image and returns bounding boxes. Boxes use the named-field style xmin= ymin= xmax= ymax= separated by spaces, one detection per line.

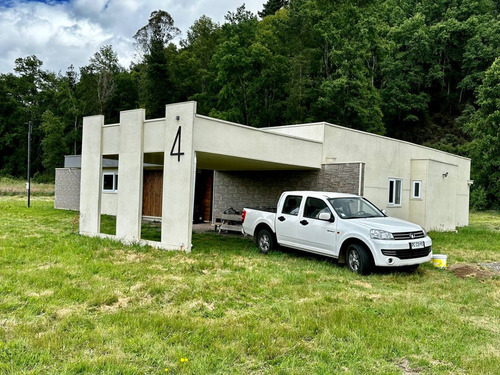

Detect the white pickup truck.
xmin=242 ymin=191 xmax=432 ymax=274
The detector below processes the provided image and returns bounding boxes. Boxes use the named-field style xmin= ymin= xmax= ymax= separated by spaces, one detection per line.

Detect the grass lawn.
xmin=0 ymin=177 xmax=54 ymax=197
xmin=0 ymin=197 xmax=498 ymax=374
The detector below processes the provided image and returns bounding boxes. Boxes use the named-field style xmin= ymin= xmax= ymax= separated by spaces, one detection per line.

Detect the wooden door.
xmin=193 ymin=170 xmax=213 ymax=223
xmin=202 ymin=172 xmax=213 ymax=222
xmin=143 ymin=170 xmax=163 ymax=217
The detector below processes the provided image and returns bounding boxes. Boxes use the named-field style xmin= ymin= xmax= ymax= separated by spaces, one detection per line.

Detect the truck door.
xmin=297 ymin=197 xmax=337 ymax=255
xmin=275 ymin=194 xmax=303 ymax=246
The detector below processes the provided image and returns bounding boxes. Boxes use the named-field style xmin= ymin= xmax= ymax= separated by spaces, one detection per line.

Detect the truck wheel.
xmin=346 ymin=244 xmax=372 ymax=275
xmin=257 ymin=229 xmax=274 ymax=254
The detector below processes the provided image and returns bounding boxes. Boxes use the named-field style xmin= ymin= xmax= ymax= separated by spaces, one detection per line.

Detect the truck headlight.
xmin=370 ymin=229 xmax=394 ymax=240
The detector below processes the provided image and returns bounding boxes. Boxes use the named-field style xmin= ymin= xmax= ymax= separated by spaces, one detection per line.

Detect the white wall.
xmin=100 ymin=167 xmax=118 ymax=216
xmin=268 ymin=123 xmax=471 ymax=230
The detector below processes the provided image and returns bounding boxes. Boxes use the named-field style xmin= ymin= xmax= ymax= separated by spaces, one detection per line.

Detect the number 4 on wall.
xmin=170 ymin=126 xmax=185 ymax=162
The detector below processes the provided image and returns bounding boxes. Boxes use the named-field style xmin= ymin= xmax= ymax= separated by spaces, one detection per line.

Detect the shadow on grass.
xmin=271 ymin=245 xmax=421 ymax=275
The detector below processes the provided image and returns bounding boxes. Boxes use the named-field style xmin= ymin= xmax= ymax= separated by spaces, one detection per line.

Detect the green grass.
xmin=0 ymin=177 xmax=54 ymax=196
xmin=0 ymin=196 xmax=499 ymax=374
xmin=100 ymin=215 xmax=162 ymax=241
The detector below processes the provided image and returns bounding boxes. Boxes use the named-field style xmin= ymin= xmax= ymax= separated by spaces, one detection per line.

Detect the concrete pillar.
xmin=161 ymin=102 xmax=197 ymax=251
xmin=116 ymin=109 xmax=145 ymax=241
xmin=79 ymin=115 xmax=104 ymax=235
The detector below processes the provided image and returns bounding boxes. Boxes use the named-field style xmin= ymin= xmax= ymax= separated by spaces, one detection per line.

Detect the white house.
xmin=60 ymin=101 xmax=471 ymax=251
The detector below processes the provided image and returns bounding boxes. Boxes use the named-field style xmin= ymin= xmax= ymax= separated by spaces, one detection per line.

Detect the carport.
xmin=79 ymin=102 xmax=323 ymax=251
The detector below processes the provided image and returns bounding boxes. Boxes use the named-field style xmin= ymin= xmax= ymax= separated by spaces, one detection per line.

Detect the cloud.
xmin=0 ymin=0 xmax=265 ymax=74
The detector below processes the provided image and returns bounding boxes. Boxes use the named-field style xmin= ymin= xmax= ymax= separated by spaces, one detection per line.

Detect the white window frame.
xmin=102 ymin=172 xmax=118 ymax=192
xmin=411 ymin=180 xmax=422 ymax=199
xmin=388 ymin=178 xmax=402 ymax=206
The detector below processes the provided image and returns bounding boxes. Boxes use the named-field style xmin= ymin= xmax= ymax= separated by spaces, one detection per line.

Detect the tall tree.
xmin=55 ymin=65 xmax=82 ymax=154
xmin=211 ymin=5 xmax=259 ymax=125
xmin=0 ymin=73 xmax=25 ymax=176
xmin=177 ymin=16 xmax=222 ymax=114
xmin=79 ymin=45 xmax=122 ymax=118
xmin=40 ymin=110 xmax=68 ymax=180
xmin=134 ymin=10 xmax=180 ymax=118
xmin=258 ymin=0 xmax=289 ymax=18
xmin=9 ymin=56 xmax=55 ymax=177
xmin=313 ymin=0 xmax=385 ymax=133
xmin=463 ymin=57 xmax=500 ymax=209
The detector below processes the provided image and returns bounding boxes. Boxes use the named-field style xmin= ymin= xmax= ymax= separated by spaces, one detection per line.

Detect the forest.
xmin=0 ymin=0 xmax=499 ymax=209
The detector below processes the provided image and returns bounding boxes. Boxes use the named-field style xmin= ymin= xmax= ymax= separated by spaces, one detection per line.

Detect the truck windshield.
xmin=328 ymin=197 xmax=385 ymax=219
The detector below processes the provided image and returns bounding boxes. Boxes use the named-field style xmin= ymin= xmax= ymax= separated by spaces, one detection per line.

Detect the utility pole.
xmin=27 ymin=120 xmax=32 ymax=208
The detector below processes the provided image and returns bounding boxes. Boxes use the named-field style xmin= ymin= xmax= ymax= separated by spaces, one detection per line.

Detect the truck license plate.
xmin=410 ymin=241 xmax=424 ymax=250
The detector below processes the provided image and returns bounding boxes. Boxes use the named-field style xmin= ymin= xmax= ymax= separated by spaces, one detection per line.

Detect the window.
xmin=103 ymin=173 xmax=118 ymax=192
xmin=388 ymin=178 xmax=402 ymax=206
xmin=412 ymin=180 xmax=422 ymax=199
xmin=304 ymin=197 xmax=331 ymax=219
xmin=329 ymin=197 xmax=384 ymax=219
xmin=282 ymin=195 xmax=302 ymax=215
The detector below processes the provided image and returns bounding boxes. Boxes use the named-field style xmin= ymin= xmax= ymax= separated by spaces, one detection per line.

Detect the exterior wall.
xmin=325 ymin=125 xmax=470 ymax=230
xmin=79 ymin=115 xmax=104 ymax=236
xmin=101 ymin=167 xmax=118 ymax=216
xmin=263 ymin=123 xmax=326 ymax=142
xmin=268 ymin=123 xmax=471 ymax=230
xmin=212 ymin=163 xmax=363 ymax=220
xmin=409 ymin=159 xmax=428 ymax=228
xmin=193 ymin=115 xmax=323 ymax=170
xmin=54 ymin=168 xmax=81 ymax=210
xmin=426 ymin=160 xmax=458 ymax=231
xmin=115 ymin=109 xmax=145 ymax=242
xmin=101 ymin=192 xmax=118 ymax=215
xmin=161 ymin=102 xmax=197 ymax=251
xmin=54 ymin=166 xmax=119 ymax=215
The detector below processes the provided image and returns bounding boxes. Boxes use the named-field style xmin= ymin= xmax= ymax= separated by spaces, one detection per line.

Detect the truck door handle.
xmin=278 ymin=216 xmax=285 ymax=222
xmin=300 ymin=220 xmax=309 ymax=226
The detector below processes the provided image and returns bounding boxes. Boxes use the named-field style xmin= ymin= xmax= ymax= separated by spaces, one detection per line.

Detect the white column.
xmin=116 ymin=109 xmax=145 ymax=241
xmin=79 ymin=115 xmax=104 ymax=235
xmin=161 ymin=102 xmax=197 ymax=251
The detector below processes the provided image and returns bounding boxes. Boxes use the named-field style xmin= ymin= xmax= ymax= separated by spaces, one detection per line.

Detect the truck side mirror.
xmin=318 ymin=212 xmax=334 ymax=222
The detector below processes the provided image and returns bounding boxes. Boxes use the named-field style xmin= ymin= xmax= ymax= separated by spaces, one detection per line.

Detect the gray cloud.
xmin=0 ymin=0 xmax=265 ymax=74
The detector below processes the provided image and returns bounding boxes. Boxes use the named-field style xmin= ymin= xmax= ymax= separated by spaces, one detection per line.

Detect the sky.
xmin=0 ymin=0 xmax=266 ymax=75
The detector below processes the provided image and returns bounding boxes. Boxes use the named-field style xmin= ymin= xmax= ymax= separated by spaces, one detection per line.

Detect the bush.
xmin=470 ymin=185 xmax=488 ymax=211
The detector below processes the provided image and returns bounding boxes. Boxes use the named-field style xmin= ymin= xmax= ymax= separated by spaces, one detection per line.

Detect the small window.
xmin=388 ymin=178 xmax=402 ymax=206
xmin=304 ymin=197 xmax=330 ymax=219
xmin=282 ymin=195 xmax=302 ymax=215
xmin=412 ymin=180 xmax=422 ymax=199
xmin=103 ymin=173 xmax=118 ymax=192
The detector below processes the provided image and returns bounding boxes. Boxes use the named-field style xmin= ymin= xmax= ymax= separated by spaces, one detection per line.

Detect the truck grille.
xmin=392 ymin=231 xmax=425 ymax=240
xmin=382 ymin=246 xmax=431 ymax=260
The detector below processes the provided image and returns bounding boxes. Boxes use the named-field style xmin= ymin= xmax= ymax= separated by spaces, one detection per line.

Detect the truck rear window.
xmin=282 ymin=195 xmax=302 ymax=216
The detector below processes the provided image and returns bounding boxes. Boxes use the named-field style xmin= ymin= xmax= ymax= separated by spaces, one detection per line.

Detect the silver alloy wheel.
xmin=348 ymin=249 xmax=360 ymax=272
xmin=259 ymin=233 xmax=271 ymax=252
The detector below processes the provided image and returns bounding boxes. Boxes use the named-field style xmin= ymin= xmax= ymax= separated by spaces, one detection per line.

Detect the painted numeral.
xmin=170 ymin=126 xmax=185 ymax=162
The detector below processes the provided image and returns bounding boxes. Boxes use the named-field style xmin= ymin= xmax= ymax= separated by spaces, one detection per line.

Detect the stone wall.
xmin=55 ymin=168 xmax=81 ymax=210
xmin=212 ymin=163 xmax=364 ymax=221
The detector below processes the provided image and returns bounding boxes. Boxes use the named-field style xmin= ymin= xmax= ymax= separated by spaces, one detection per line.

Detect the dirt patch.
xmin=99 ymin=296 xmax=131 ymax=312
xmin=395 ymin=358 xmax=421 ymax=374
xmin=112 ymin=250 xmax=151 ymax=264
xmin=449 ymin=263 xmax=499 ymax=279
xmin=353 ymin=280 xmax=373 ymax=289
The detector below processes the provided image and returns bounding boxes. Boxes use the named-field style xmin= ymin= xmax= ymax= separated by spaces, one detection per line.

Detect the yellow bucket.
xmin=432 ymin=254 xmax=447 ymax=269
